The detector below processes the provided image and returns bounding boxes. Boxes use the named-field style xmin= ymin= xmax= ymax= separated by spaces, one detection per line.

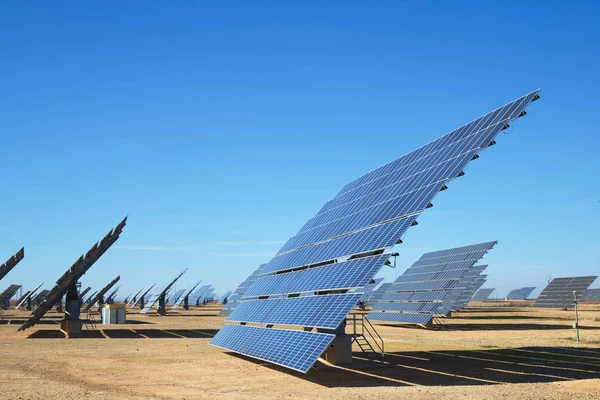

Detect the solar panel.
xmin=140 ymin=269 xmax=187 ymax=314
xmin=132 ymin=284 xmax=156 ymax=308
xmin=18 ymin=217 xmax=127 ymax=332
xmin=0 ymin=248 xmax=24 ymax=283
xmin=212 ymin=90 xmax=541 ymax=372
xmin=518 ymin=287 xmax=536 ymax=299
xmin=228 ymin=293 xmax=362 ymax=329
xmin=507 ymin=286 xmax=536 ymax=299
xmin=580 ymin=288 xmax=600 ymax=300
xmin=16 ymin=282 xmax=44 ymax=309
xmin=210 ymin=325 xmax=335 ymax=373
xmin=0 ymin=284 xmax=22 ymax=309
xmin=244 ymin=254 xmax=389 ymax=298
xmin=365 ymin=282 xmax=392 ymax=306
xmin=217 ymin=290 xmax=233 ymax=304
xmin=173 ymin=281 xmax=201 ymax=309
xmin=219 ymin=265 xmax=266 ymax=316
xmin=169 ymin=289 xmax=186 ymax=304
xmin=534 ymin=277 xmax=597 ymax=308
xmin=106 ymin=285 xmax=121 ymax=303
xmin=468 ymin=288 xmax=495 ymax=301
xmin=32 ymin=290 xmax=49 ymax=306
xmin=79 ymin=286 xmax=92 ymax=302
xmin=83 ymin=276 xmax=121 ymax=311
xmin=369 ymin=243 xmax=494 ymax=324
xmin=127 ymin=287 xmax=145 ymax=307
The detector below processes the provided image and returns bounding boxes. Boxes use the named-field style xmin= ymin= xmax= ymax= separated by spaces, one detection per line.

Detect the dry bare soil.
xmin=1 ymin=301 xmax=600 ymax=399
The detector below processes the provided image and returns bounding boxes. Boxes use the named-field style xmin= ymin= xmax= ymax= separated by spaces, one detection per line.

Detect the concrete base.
xmin=60 ymin=319 xmax=82 ymax=336
xmin=322 ymin=334 xmax=353 ymax=365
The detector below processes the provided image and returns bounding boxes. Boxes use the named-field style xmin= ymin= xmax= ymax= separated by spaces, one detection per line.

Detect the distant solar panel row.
xmin=209 ymin=324 xmax=334 ymax=373
xmin=580 ymin=289 xmax=600 ymax=300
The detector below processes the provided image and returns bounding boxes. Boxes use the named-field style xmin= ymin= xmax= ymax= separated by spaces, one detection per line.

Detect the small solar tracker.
xmin=140 ymin=269 xmax=187 ymax=315
xmin=211 ymin=90 xmax=540 ymax=373
xmin=32 ymin=290 xmax=49 ymax=307
xmin=0 ymin=284 xmax=22 ymax=309
xmin=132 ymin=284 xmax=156 ymax=308
xmin=173 ymin=281 xmax=202 ymax=310
xmin=580 ymin=289 xmax=600 ymax=301
xmin=0 ymin=248 xmax=25 ymax=283
xmin=83 ymin=276 xmax=121 ymax=311
xmin=127 ymin=287 xmax=145 ymax=307
xmin=506 ymin=286 xmax=537 ymax=300
xmin=105 ymin=285 xmax=120 ymax=304
xmin=472 ymin=288 xmax=495 ymax=301
xmin=217 ymin=290 xmax=233 ymax=305
xmin=369 ymin=243 xmax=494 ymax=325
xmin=534 ymin=276 xmax=597 ymax=308
xmin=169 ymin=289 xmax=186 ymax=304
xmin=16 ymin=282 xmax=44 ymax=310
xmin=18 ymin=217 xmax=127 ymax=332
xmin=79 ymin=286 xmax=92 ymax=302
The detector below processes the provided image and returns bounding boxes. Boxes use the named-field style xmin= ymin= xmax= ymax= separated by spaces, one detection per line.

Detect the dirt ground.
xmin=1 ymin=301 xmax=600 ymax=399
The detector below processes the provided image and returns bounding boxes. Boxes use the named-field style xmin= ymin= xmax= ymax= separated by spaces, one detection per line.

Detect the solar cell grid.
xmin=245 ymin=254 xmax=389 ymax=297
xmin=367 ymin=311 xmax=434 ymax=325
xmin=209 ymin=324 xmax=335 ymax=373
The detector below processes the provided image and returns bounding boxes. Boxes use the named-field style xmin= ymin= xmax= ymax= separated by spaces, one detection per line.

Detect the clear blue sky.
xmin=1 ymin=1 xmax=598 ymax=299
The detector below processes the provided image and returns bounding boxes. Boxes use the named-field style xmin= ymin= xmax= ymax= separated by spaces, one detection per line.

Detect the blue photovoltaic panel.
xmin=214 ymin=91 xmax=540 ymax=372
xmin=228 ymin=293 xmax=362 ymax=330
xmin=472 ymin=288 xmax=495 ymax=301
xmin=369 ymin=242 xmax=494 ymax=324
xmin=210 ymin=324 xmax=335 ymax=373
xmin=580 ymin=289 xmax=600 ymax=300
xmin=518 ymin=287 xmax=536 ymax=299
xmin=269 ymin=90 xmax=539 ymax=273
xmin=367 ymin=312 xmax=434 ymax=325
xmin=244 ymin=254 xmax=389 ymax=298
xmin=534 ymin=276 xmax=597 ymax=308
xmin=261 ymin=215 xmax=417 ymax=274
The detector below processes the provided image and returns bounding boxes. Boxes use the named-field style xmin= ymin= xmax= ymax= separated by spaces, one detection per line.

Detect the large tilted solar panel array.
xmin=534 ymin=276 xmax=598 ymax=308
xmin=580 ymin=288 xmax=600 ymax=301
xmin=369 ymin=242 xmax=495 ymax=325
xmin=0 ymin=248 xmax=25 ymax=282
xmin=472 ymin=288 xmax=495 ymax=301
xmin=173 ymin=281 xmax=202 ymax=309
xmin=210 ymin=90 xmax=540 ymax=373
xmin=218 ymin=265 xmax=265 ymax=317
xmin=18 ymin=218 xmax=127 ymax=332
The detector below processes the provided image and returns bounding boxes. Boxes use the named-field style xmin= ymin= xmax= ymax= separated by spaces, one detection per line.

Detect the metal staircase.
xmin=347 ymin=313 xmax=384 ymax=361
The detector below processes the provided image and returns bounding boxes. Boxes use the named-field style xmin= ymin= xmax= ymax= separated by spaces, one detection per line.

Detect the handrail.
xmin=362 ymin=315 xmax=384 ymax=357
xmin=347 ymin=313 xmax=385 ymax=359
